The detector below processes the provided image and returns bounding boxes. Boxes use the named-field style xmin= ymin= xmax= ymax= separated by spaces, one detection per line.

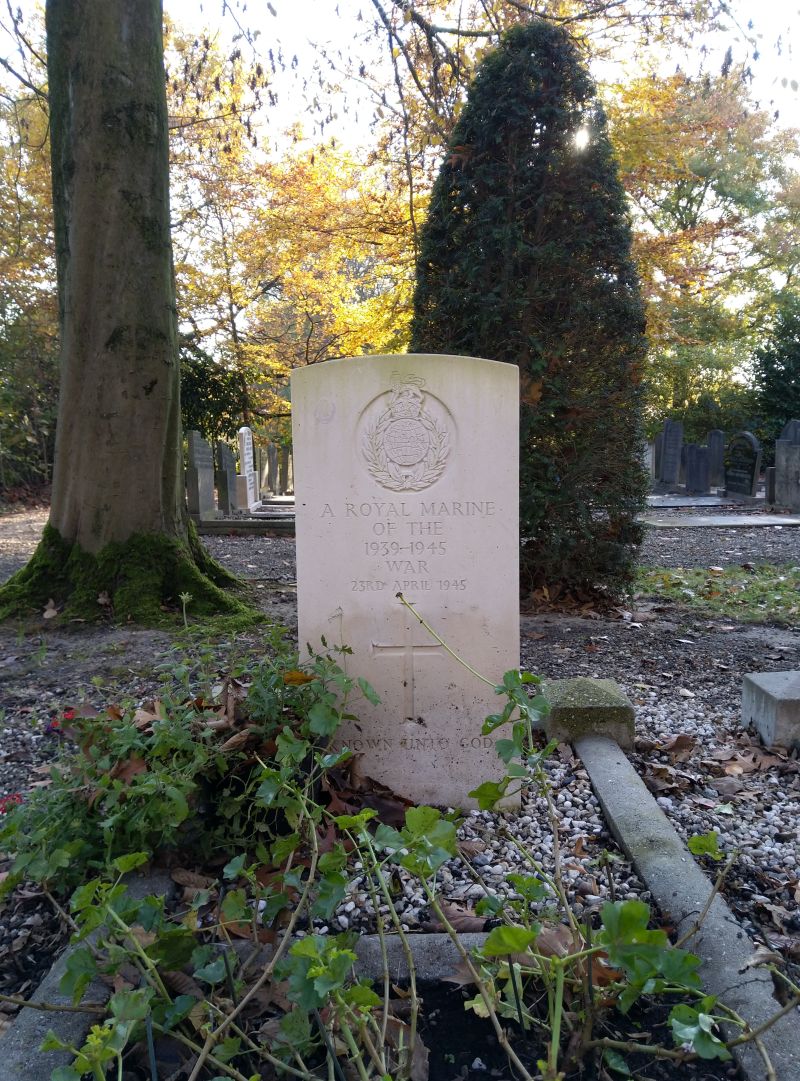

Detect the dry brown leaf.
xmin=127 ymin=924 xmax=156 ymax=948
xmin=522 ymin=631 xmax=546 ymax=640
xmin=660 ymin=733 xmax=696 ymax=762
xmin=709 ymin=776 xmax=744 ymax=797
xmin=424 ymin=900 xmax=487 ymax=934
xmin=218 ymin=728 xmax=257 ymax=753
xmin=383 ymin=1014 xmax=430 ymax=1081
xmin=739 ymin=947 xmax=784 ymax=972
xmin=171 ymin=868 xmax=216 ymax=890
xmin=442 ymin=958 xmax=476 ymax=988
xmin=457 ymin=838 xmax=487 ymax=858
xmin=109 ymin=755 xmax=148 ymax=784
xmin=536 ymin=922 xmax=578 ymax=959
xmin=132 ymin=708 xmax=160 ymax=731
xmin=162 ymin=970 xmax=203 ymax=999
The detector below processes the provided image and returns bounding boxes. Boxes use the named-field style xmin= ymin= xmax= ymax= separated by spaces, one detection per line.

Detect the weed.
xmin=636 ymin=563 xmax=800 ymax=625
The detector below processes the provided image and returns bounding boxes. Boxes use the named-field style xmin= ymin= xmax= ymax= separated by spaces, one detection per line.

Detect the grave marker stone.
xmin=780 ymin=418 xmax=800 ymax=443
xmin=775 ymin=442 xmax=800 ymax=511
xmin=292 ymin=354 xmax=519 ymax=808
xmin=656 ymin=420 xmax=683 ymax=489
xmin=267 ymin=444 xmax=279 ymax=494
xmin=724 ymin=431 xmax=761 ymax=498
xmin=186 ymin=431 xmax=216 ymax=520
xmin=235 ymin=426 xmax=260 ymax=511
xmin=215 ymin=443 xmax=237 ymax=515
xmin=685 ymin=444 xmax=710 ymax=495
xmin=707 ymin=429 xmax=725 ymax=488
xmin=765 ymin=466 xmax=777 ymax=505
xmin=279 ymin=446 xmax=290 ymax=496
xmin=654 ymin=432 xmax=664 ymax=481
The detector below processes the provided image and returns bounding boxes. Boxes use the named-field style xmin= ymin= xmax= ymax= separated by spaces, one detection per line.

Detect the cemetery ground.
xmin=0 ymin=506 xmax=798 ymax=1080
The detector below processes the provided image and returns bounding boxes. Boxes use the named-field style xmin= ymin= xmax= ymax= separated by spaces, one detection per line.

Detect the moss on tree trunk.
xmin=0 ymin=523 xmax=248 ymax=623
xmin=0 ymin=0 xmax=254 ymax=623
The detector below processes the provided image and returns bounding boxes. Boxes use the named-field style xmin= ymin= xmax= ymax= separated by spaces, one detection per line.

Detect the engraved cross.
xmin=371 ymin=618 xmax=443 ymax=722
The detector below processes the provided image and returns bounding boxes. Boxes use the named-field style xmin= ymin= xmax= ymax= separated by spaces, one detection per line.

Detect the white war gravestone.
xmin=292 ymin=355 xmax=519 ymax=808
xmin=235 ymin=426 xmax=260 ymax=512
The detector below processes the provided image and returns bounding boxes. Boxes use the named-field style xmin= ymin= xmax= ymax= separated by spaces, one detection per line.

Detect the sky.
xmin=158 ymin=0 xmax=799 ymax=145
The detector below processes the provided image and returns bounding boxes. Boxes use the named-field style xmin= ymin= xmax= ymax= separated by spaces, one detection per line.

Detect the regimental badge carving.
xmin=362 ymin=373 xmax=450 ymax=491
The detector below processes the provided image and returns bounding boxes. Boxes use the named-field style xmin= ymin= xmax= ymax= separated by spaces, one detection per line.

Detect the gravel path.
xmin=1 ymin=506 xmax=799 ymax=1032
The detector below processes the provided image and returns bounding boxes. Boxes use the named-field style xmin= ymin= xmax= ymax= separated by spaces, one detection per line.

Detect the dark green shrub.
xmin=411 ymin=21 xmax=647 ymax=601
xmin=752 ymin=292 xmax=800 ymax=449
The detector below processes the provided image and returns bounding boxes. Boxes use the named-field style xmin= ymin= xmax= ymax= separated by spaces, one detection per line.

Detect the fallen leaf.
xmin=171 ymin=868 xmax=216 ymax=890
xmin=457 ymin=838 xmax=487 ymax=858
xmin=536 ymin=922 xmax=578 ymax=959
xmin=109 ymin=756 xmax=148 ymax=784
xmin=42 ymin=599 xmax=58 ymax=619
xmin=442 ymin=958 xmax=476 ymax=988
xmin=424 ymin=900 xmax=487 ymax=934
xmin=218 ymin=728 xmax=257 ymax=753
xmin=739 ymin=947 xmax=784 ymax=972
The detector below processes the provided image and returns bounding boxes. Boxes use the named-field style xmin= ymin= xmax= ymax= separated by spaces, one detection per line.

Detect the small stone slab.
xmin=741 ymin=670 xmax=800 ymax=749
xmin=541 ymin=677 xmax=635 ymax=748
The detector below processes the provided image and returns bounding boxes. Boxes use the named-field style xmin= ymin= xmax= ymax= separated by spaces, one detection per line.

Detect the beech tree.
xmin=0 ymin=0 xmax=241 ymax=621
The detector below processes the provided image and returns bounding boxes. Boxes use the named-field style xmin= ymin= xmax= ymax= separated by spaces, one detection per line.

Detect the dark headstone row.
xmin=649 ymin=419 xmax=800 ymax=506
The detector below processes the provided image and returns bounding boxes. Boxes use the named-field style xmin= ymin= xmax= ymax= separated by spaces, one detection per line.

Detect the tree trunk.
xmin=47 ymin=0 xmax=183 ymax=549
xmin=0 ymin=0 xmax=245 ymax=621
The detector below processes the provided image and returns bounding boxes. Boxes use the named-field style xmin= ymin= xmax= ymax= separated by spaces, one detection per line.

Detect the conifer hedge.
xmin=410 ymin=22 xmax=647 ymax=601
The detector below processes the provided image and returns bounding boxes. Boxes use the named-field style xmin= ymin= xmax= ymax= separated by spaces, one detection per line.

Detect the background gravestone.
xmin=685 ymin=444 xmax=710 ymax=495
xmin=267 ymin=444 xmax=279 ymax=494
xmin=725 ymin=432 xmax=762 ymax=498
xmin=654 ymin=432 xmax=664 ymax=482
xmin=780 ymin=419 xmax=800 ymax=443
xmin=235 ymin=426 xmax=260 ymax=511
xmin=215 ymin=443 xmax=237 ymax=515
xmin=775 ymin=442 xmax=800 ymax=511
xmin=707 ymin=429 xmax=725 ymax=488
xmin=775 ymin=420 xmax=800 ymax=509
xmin=292 ymin=354 xmax=519 ymax=808
xmin=186 ymin=431 xmax=216 ymax=520
xmin=656 ymin=419 xmax=683 ymax=489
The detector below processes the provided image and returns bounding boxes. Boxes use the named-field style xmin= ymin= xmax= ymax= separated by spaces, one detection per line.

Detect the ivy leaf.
xmin=482 ymin=925 xmax=537 ymax=956
xmin=688 ymin=831 xmax=723 ymax=861
xmin=111 ymin=852 xmax=149 ymax=875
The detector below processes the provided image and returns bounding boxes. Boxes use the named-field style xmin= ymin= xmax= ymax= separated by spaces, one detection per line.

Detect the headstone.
xmin=724 ymin=431 xmax=761 ymax=498
xmin=215 ymin=442 xmax=237 ymax=515
xmin=186 ymin=431 xmax=216 ymax=520
xmin=684 ymin=444 xmax=710 ymax=495
xmin=765 ymin=466 xmax=777 ymax=505
xmin=235 ymin=426 xmax=260 ymax=511
xmin=707 ymin=429 xmax=725 ymax=488
xmin=654 ymin=432 xmax=664 ymax=480
xmin=279 ymin=446 xmax=291 ymax=495
xmin=292 ymin=354 xmax=519 ymax=808
xmin=741 ymin=671 xmax=800 ymax=749
xmin=656 ymin=420 xmax=683 ymax=489
xmin=267 ymin=444 xmax=279 ymax=494
xmin=780 ymin=418 xmax=800 ymax=443
xmin=775 ymin=441 xmax=800 ymax=510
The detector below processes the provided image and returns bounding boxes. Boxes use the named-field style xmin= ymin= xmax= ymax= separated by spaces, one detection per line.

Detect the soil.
xmin=0 ymin=505 xmax=798 ymax=1076
xmin=417 ymin=981 xmax=744 ymax=1080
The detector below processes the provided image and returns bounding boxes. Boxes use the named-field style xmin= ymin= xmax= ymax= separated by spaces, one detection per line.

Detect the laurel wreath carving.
xmin=363 ymin=409 xmax=450 ymax=492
